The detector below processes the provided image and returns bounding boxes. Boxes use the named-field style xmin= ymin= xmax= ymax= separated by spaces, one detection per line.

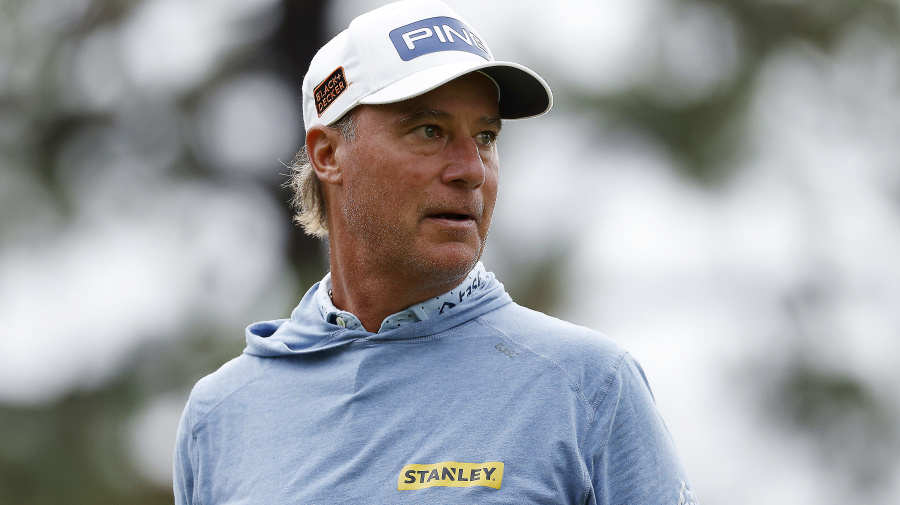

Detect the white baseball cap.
xmin=302 ymin=0 xmax=553 ymax=130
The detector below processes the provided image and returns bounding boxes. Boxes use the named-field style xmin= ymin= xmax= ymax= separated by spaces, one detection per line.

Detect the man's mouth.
xmin=430 ymin=213 xmax=472 ymax=221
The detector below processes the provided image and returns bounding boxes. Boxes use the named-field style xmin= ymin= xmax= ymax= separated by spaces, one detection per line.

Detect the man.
xmin=174 ymin=1 xmax=697 ymax=504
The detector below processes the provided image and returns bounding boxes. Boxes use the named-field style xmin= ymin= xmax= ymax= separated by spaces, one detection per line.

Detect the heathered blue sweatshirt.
xmin=174 ymin=269 xmax=696 ymax=504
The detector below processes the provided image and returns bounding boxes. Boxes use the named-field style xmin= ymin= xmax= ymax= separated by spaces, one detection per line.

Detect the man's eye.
xmin=476 ymin=131 xmax=497 ymax=146
xmin=415 ymin=125 xmax=439 ymax=138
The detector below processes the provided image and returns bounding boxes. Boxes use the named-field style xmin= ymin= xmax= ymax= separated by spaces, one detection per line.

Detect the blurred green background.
xmin=2 ymin=1 xmax=899 ymax=504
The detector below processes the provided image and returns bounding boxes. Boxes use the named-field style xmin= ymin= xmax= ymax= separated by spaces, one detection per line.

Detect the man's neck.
xmin=327 ymin=267 xmax=469 ymax=333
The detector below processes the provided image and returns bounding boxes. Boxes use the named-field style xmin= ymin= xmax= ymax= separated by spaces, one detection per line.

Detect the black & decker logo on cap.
xmin=314 ymin=67 xmax=348 ymax=117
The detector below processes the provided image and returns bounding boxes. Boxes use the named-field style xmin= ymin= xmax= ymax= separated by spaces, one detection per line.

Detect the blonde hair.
xmin=285 ymin=113 xmax=358 ymax=238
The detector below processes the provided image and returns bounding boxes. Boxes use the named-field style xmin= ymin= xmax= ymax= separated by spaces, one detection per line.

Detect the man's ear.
xmin=306 ymin=125 xmax=343 ymax=185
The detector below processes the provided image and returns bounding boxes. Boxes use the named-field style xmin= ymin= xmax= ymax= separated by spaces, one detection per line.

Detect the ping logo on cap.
xmin=389 ymin=16 xmax=489 ymax=62
xmin=314 ymin=67 xmax=349 ymax=117
xmin=398 ymin=461 xmax=503 ymax=490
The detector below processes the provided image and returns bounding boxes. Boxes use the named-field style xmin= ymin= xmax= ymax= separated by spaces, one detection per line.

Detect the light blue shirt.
xmin=175 ymin=266 xmax=697 ymax=504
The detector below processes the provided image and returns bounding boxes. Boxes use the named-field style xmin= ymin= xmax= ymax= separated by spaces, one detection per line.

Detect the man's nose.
xmin=442 ymin=136 xmax=486 ymax=189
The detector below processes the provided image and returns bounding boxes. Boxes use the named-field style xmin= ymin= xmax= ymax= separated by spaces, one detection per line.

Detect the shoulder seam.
xmin=591 ymin=351 xmax=627 ymax=413
xmin=578 ymin=350 xmax=627 ymax=503
xmin=579 ymin=351 xmax=627 ymax=451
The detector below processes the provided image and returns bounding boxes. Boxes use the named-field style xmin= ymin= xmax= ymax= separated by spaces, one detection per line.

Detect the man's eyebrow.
xmin=397 ymin=109 xmax=503 ymax=131
xmin=482 ymin=115 xmax=503 ymax=132
xmin=398 ymin=109 xmax=453 ymax=124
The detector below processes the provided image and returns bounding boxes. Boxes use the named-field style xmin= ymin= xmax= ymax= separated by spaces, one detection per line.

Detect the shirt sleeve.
xmin=588 ymin=353 xmax=697 ymax=505
xmin=173 ymin=398 xmax=196 ymax=505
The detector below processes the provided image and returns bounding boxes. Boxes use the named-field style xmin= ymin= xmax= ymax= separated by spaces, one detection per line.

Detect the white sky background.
xmin=2 ymin=0 xmax=899 ymax=502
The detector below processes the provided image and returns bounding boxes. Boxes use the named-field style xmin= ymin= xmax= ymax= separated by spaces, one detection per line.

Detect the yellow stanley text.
xmin=398 ymin=461 xmax=504 ymax=491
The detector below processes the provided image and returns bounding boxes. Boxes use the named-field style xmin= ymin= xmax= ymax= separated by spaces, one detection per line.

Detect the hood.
xmin=244 ymin=270 xmax=512 ymax=357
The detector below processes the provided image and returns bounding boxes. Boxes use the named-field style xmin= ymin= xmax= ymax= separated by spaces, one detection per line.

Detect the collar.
xmin=315 ymin=262 xmax=489 ymax=333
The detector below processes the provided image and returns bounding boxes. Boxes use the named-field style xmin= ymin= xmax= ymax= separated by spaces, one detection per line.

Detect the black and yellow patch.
xmin=398 ymin=461 xmax=503 ymax=490
xmin=314 ymin=67 xmax=348 ymax=117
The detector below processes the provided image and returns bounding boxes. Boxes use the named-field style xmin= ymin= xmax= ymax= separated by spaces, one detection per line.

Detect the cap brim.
xmin=359 ymin=60 xmax=552 ymax=120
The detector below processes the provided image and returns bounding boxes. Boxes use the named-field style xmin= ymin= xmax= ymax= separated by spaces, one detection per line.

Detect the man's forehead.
xmin=394 ymin=108 xmax=503 ymax=129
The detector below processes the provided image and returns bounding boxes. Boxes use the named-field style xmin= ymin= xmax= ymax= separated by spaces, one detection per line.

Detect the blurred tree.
xmin=570 ymin=0 xmax=900 ymax=183
xmin=0 ymin=0 xmax=330 ymax=503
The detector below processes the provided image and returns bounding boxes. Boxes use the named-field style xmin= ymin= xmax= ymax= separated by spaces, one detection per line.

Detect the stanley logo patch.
xmin=314 ymin=67 xmax=348 ymax=117
xmin=398 ymin=461 xmax=503 ymax=490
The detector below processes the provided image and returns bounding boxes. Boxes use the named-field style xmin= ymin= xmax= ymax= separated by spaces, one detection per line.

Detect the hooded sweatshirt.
xmin=174 ymin=268 xmax=696 ymax=505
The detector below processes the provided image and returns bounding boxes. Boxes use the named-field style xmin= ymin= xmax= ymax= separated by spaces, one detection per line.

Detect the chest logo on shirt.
xmin=398 ymin=461 xmax=504 ymax=490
